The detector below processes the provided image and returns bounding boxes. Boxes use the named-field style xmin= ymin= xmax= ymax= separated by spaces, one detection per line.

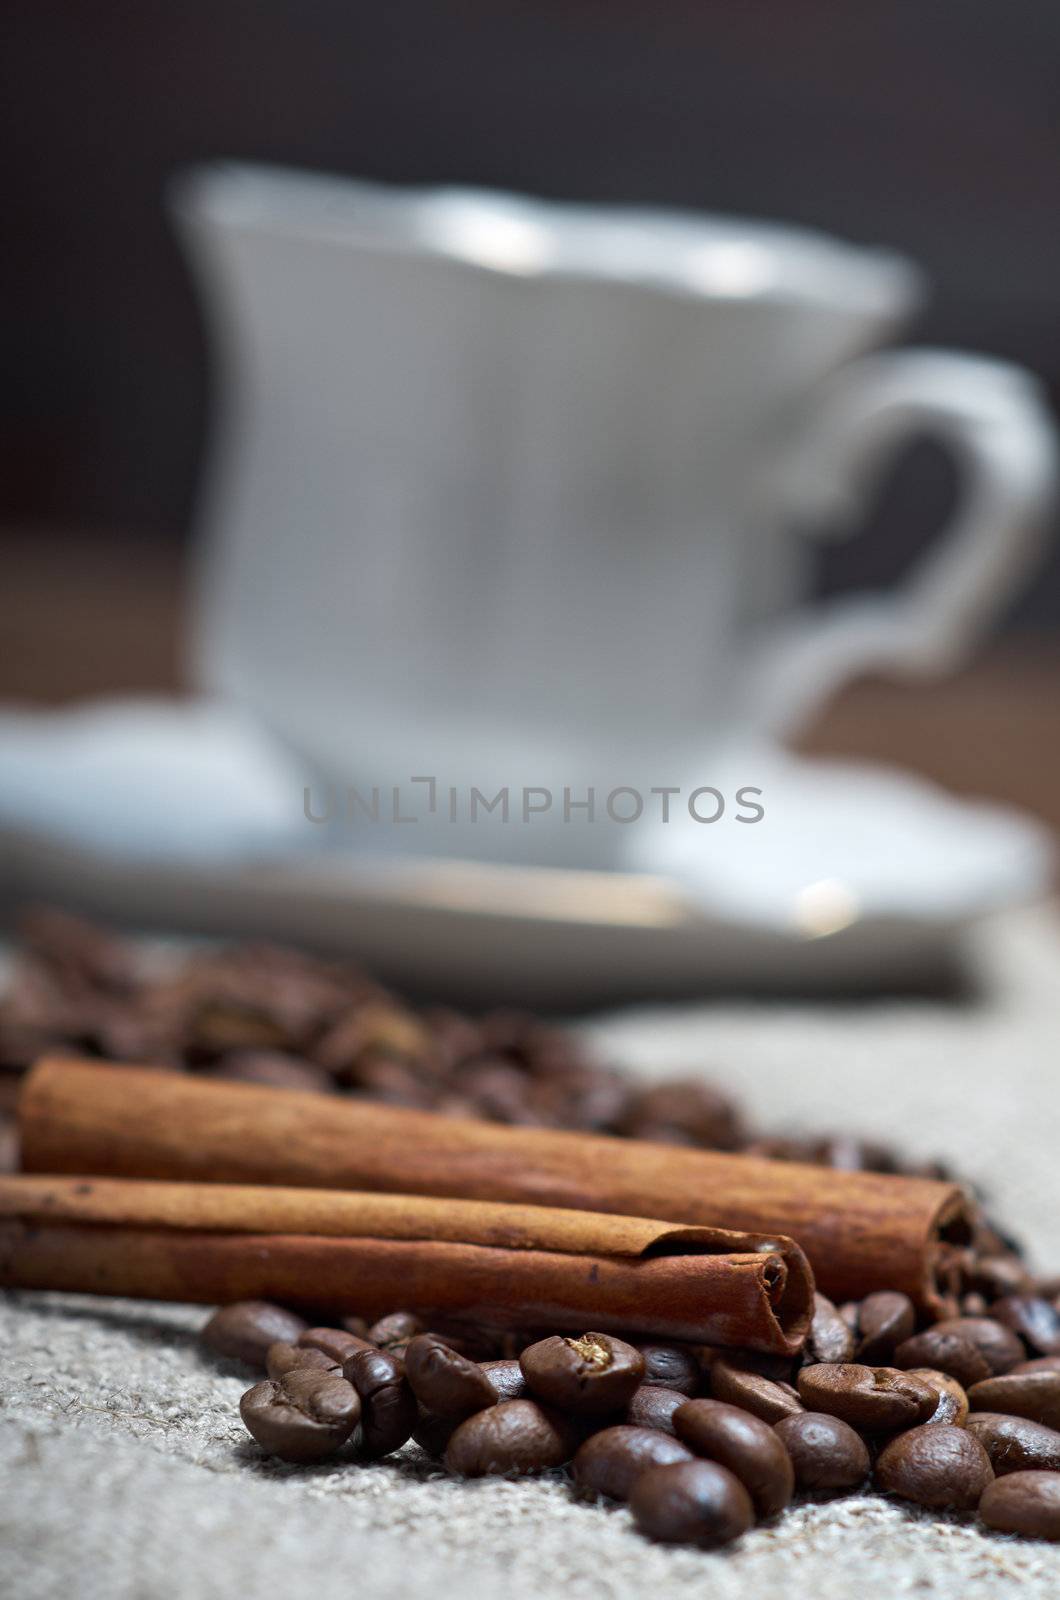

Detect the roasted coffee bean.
xmin=796 ymin=1364 xmax=938 ymax=1432
xmin=974 ymin=1220 xmax=1027 ymax=1260
xmin=314 ymin=1002 xmax=431 ymax=1075
xmin=905 ymin=1368 xmax=969 ymax=1427
xmin=973 ymin=1256 xmax=1034 ymax=1299
xmin=477 ymin=1008 xmax=534 ymax=1055
xmin=520 ymin=1333 xmax=645 ymax=1414
xmin=935 ymin=1243 xmax=973 ymax=1304
xmin=457 ymin=1059 xmax=541 ymax=1125
xmin=819 ymin=1135 xmax=901 ymax=1173
xmin=892 ymin=1330 xmax=992 ymax=1388
xmin=298 ymin=1326 xmax=373 ymax=1365
xmin=428 ymin=1321 xmax=507 ymax=1362
xmin=239 ymin=1369 xmax=361 ymax=1463
xmin=875 ymin=1424 xmax=993 ymax=1510
xmin=19 ymin=907 xmax=140 ymax=992
xmin=434 ymin=1092 xmax=483 ymax=1119
xmin=636 ymin=1342 xmax=700 ymax=1395
xmin=627 ymin=1124 xmax=705 ymax=1148
xmin=1014 ymin=1356 xmax=1060 ymax=1376
xmin=855 ymin=1292 xmax=916 ymax=1364
xmin=445 ymin=1400 xmax=579 ymax=1477
xmin=993 ymin=1296 xmax=1060 ymax=1356
xmin=968 ymin=1370 xmax=1060 ymax=1430
xmin=572 ymin=1425 xmax=694 ymax=1501
xmin=404 ymin=1333 xmax=497 ymax=1417
xmin=699 ymin=1347 xmax=792 ymax=1383
xmin=627 ymin=1385 xmax=687 ymax=1435
xmin=630 ymin=1460 xmax=754 ymax=1548
xmin=805 ymin=1293 xmax=856 ymax=1365
xmin=204 ymin=1051 xmax=336 ymax=1094
xmin=368 ymin=1312 xmax=425 ymax=1350
xmin=412 ymin=1406 xmax=459 ymax=1457
xmin=188 ymin=1002 xmax=290 ymax=1054
xmin=344 ymin=1347 xmax=417 ymax=1459
xmin=966 ymin=1414 xmax=1060 ymax=1476
xmin=708 ymin=1358 xmax=803 ymax=1424
xmin=266 ymin=1342 xmax=339 ymax=1380
xmin=503 ymin=1332 xmax=538 ymax=1359
xmin=930 ymin=1317 xmax=1025 ymax=1376
xmin=674 ymin=1399 xmax=794 ymax=1518
xmin=201 ymin=1301 xmax=308 ymax=1368
xmin=561 ymin=1072 xmax=632 ymax=1133
xmin=177 ymin=945 xmax=358 ymax=1056
xmin=0 ymin=1115 xmax=17 ymax=1174
xmin=619 ymin=1079 xmax=743 ymax=1150
xmin=342 ymin=1315 xmax=372 ymax=1341
xmin=406 ymin=1329 xmax=476 ymax=1359
xmin=481 ymin=1359 xmax=529 ymax=1402
xmin=774 ymin=1412 xmax=870 ymax=1493
xmin=347 ymin=1056 xmax=434 ymax=1108
xmin=961 ymin=1292 xmax=990 ymax=1317
xmin=420 ymin=1006 xmax=483 ymax=1067
xmin=980 ymin=1471 xmax=1060 ymax=1540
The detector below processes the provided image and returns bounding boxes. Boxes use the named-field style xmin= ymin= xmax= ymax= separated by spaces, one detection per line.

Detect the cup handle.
xmin=747 ymin=348 xmax=1058 ymax=739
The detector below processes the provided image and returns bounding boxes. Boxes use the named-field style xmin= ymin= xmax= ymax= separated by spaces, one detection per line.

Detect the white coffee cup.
xmin=173 ymin=164 xmax=1057 ymax=863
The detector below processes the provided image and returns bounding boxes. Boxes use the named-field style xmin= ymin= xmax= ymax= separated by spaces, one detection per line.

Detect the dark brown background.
xmin=2 ymin=1 xmax=1060 ymax=621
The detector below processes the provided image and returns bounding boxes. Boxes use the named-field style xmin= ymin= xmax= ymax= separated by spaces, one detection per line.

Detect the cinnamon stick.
xmin=18 ymin=1057 xmax=972 ymax=1311
xmin=0 ymin=1175 xmax=811 ymax=1351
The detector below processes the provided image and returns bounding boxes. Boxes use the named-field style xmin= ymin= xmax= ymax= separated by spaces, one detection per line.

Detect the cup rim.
xmin=170 ymin=160 xmax=924 ymax=320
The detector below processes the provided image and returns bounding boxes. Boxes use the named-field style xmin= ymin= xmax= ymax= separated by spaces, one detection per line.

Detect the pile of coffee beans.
xmin=0 ymin=910 xmax=1005 ymax=1184
xmin=0 ymin=909 xmax=745 ymax=1145
xmin=200 ymin=1291 xmax=1060 ymax=1548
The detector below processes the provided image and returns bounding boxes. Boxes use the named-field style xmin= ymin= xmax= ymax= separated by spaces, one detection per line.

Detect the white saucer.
xmin=0 ymin=700 xmax=1051 ymax=1003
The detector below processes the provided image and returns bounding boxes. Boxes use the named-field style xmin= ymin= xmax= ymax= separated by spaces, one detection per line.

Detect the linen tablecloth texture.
xmin=4 ymin=904 xmax=1060 ymax=1600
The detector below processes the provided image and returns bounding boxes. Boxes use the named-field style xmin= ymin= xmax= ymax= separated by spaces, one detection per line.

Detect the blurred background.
xmin=1 ymin=0 xmax=1058 ymax=830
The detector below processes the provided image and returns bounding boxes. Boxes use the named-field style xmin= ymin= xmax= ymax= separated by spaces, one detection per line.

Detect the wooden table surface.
xmin=3 ymin=525 xmax=1059 ymax=837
